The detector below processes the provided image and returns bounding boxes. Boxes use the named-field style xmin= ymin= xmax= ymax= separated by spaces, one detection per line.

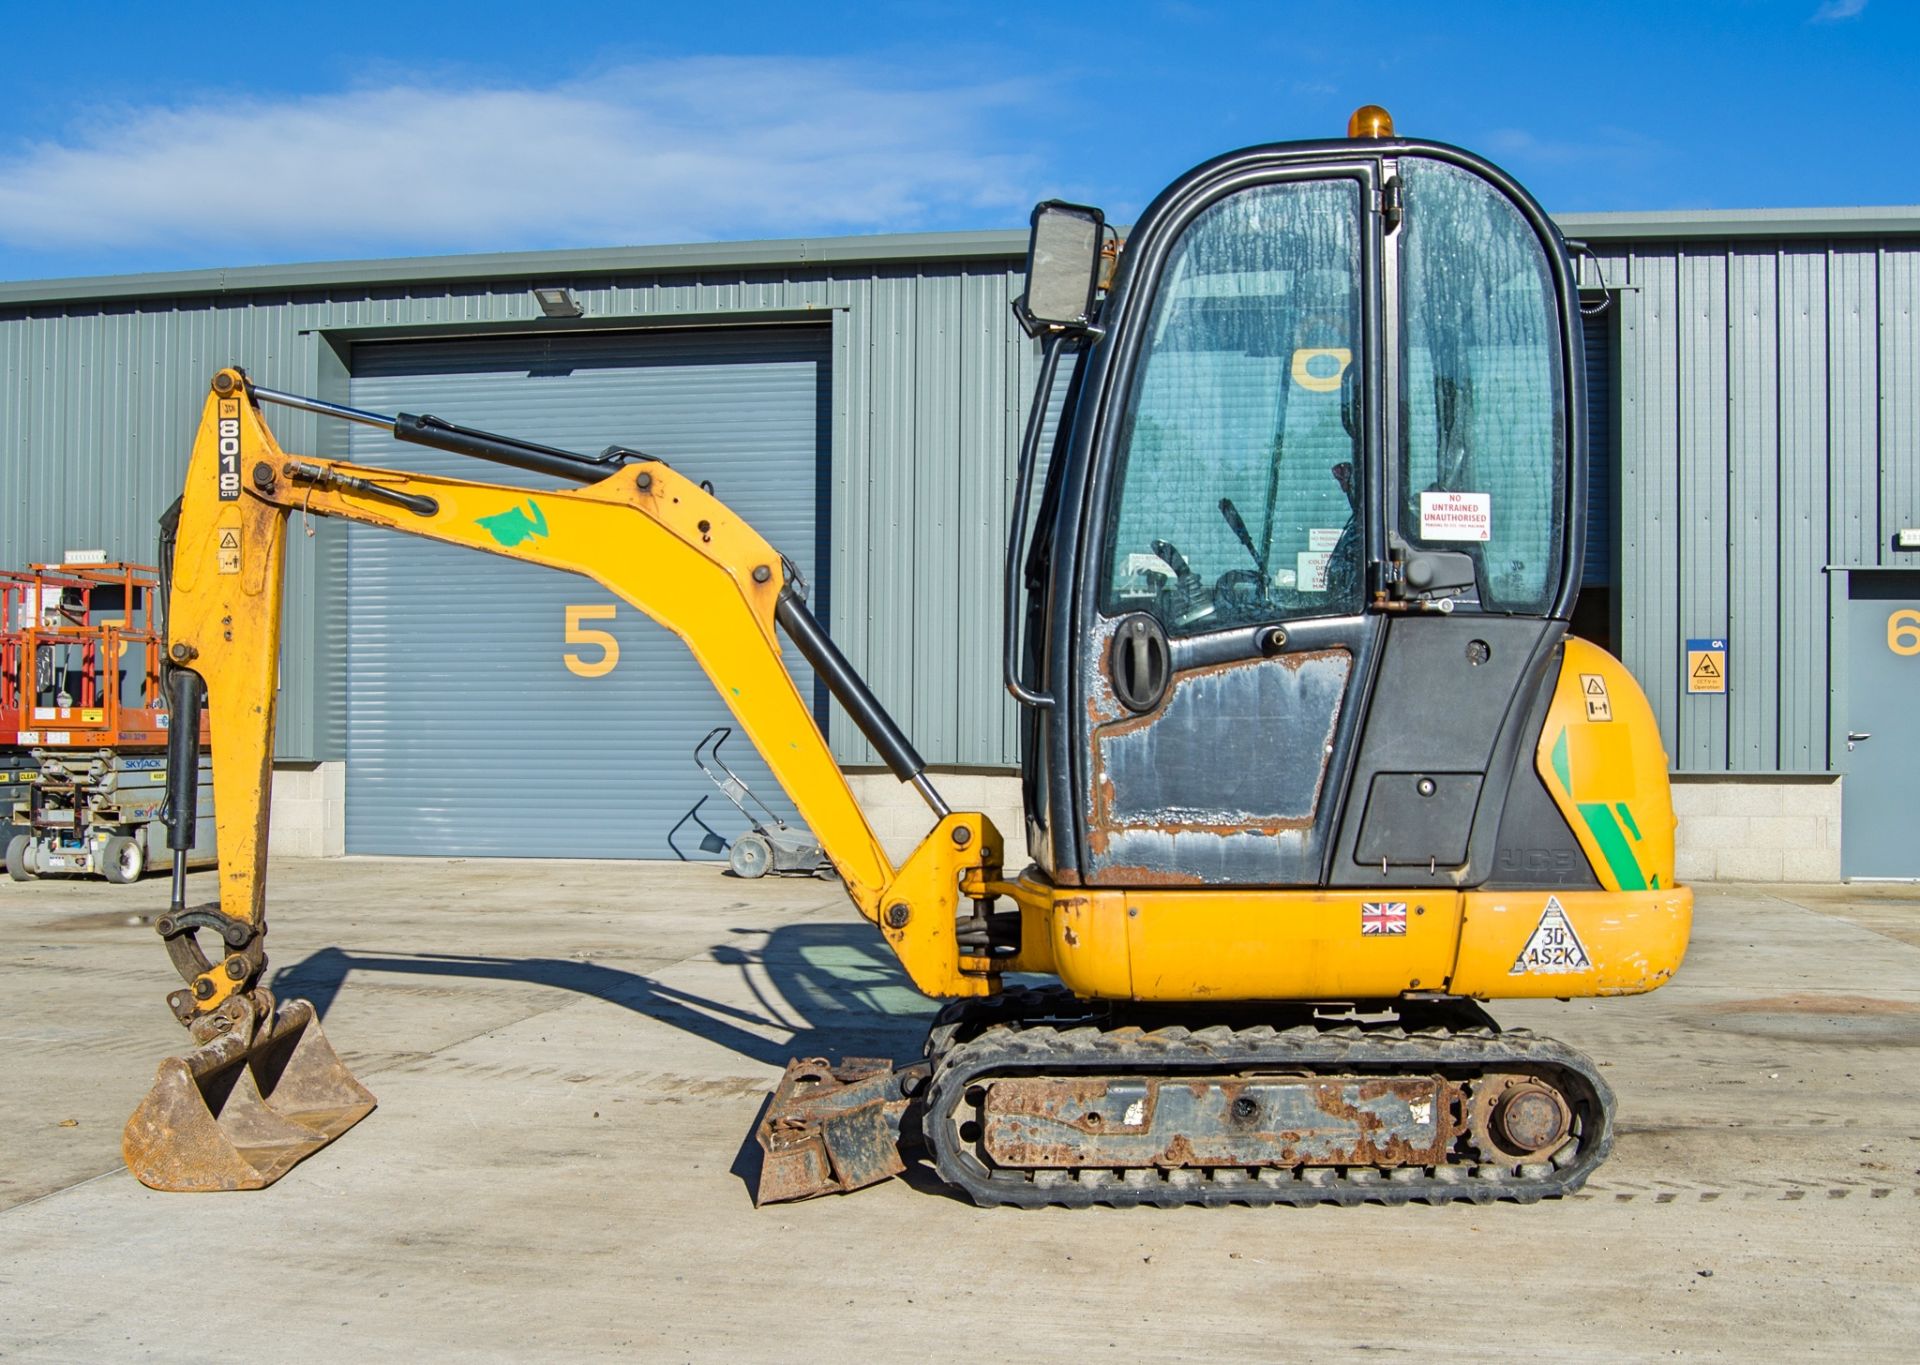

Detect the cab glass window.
xmin=1398 ymin=158 xmax=1565 ymax=613
xmin=1102 ymin=179 xmax=1364 ymax=634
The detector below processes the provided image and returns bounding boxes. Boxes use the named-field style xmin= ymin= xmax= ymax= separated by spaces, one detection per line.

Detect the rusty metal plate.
xmin=981 ymin=1073 xmax=1458 ymax=1169
xmin=753 ymin=1056 xmax=912 ymax=1204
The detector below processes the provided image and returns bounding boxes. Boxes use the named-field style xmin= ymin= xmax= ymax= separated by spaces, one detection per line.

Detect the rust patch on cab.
xmin=1083 ymin=648 xmax=1351 ymax=887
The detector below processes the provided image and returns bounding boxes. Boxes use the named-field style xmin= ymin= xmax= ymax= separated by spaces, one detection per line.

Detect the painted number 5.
xmin=564 ymin=604 xmax=620 ymax=677
xmin=1889 ymin=608 xmax=1920 ymax=658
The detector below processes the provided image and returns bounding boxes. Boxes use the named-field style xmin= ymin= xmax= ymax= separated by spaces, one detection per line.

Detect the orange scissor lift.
xmin=2 ymin=560 xmax=212 ymax=883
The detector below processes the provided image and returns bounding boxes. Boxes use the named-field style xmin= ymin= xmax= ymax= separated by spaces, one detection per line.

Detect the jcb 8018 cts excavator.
xmin=124 ymin=108 xmax=1690 ymax=1207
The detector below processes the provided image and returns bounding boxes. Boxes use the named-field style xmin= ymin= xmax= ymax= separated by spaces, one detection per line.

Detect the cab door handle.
xmin=1110 ymin=613 xmax=1171 ymax=714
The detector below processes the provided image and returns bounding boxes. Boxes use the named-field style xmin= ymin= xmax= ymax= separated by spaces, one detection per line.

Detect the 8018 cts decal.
xmin=217 ymin=398 xmax=242 ymax=501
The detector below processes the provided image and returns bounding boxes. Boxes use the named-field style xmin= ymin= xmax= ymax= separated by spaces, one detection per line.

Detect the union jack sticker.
xmin=1361 ymin=901 xmax=1407 ymax=936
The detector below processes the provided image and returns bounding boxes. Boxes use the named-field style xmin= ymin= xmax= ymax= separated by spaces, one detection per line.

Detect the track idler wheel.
xmin=1467 ymin=1074 xmax=1574 ymax=1165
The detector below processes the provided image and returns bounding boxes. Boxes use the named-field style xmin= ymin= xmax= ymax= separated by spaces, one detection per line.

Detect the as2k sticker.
xmin=1509 ymin=896 xmax=1591 ymax=974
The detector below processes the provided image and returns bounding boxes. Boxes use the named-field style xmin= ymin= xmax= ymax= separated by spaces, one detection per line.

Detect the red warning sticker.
xmin=1419 ymin=490 xmax=1491 ymax=542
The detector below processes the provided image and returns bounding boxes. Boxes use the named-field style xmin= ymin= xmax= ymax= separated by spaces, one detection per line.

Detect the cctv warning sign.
xmin=1685 ymin=637 xmax=1727 ymax=695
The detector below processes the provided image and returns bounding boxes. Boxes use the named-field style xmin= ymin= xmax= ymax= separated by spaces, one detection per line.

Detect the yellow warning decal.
xmin=217 ymin=526 xmax=241 ymax=575
xmin=1579 ymin=673 xmax=1611 ymax=722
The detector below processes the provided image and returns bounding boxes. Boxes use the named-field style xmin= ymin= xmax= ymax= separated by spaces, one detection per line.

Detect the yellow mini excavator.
xmin=124 ymin=108 xmax=1690 ymax=1207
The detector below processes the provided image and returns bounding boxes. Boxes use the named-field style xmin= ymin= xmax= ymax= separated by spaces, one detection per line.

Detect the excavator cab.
xmin=1012 ymin=133 xmax=1599 ymax=895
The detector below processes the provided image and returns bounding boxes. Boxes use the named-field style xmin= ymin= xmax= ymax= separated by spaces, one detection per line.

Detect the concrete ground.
xmin=0 ymin=861 xmax=1915 ymax=1362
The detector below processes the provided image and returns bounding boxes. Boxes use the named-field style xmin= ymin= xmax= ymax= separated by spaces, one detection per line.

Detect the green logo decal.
xmin=476 ymin=498 xmax=549 ymax=548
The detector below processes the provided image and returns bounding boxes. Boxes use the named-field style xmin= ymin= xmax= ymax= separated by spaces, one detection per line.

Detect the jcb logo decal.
xmin=217 ymin=398 xmax=241 ymax=502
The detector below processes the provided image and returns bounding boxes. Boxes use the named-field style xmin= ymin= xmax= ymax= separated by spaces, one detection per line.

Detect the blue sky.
xmin=0 ymin=0 xmax=1909 ymax=281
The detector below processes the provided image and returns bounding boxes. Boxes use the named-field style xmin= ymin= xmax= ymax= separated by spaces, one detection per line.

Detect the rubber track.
xmin=921 ymin=1012 xmax=1616 ymax=1209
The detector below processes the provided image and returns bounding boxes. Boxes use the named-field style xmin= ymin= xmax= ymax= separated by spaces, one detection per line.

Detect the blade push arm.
xmin=161 ymin=371 xmax=999 ymax=1024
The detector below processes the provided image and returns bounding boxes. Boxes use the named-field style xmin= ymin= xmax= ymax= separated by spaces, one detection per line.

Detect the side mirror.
xmin=1015 ymin=200 xmax=1105 ymax=337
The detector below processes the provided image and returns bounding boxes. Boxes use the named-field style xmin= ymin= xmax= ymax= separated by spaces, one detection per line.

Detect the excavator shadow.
xmin=271 ymin=923 xmax=940 ymax=1068
xmin=268 ymin=922 xmax=950 ymax=1200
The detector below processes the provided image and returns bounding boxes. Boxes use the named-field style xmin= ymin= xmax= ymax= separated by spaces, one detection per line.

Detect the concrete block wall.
xmin=1671 ymin=777 xmax=1842 ymax=884
xmin=268 ymin=761 xmax=346 ymax=858
xmin=855 ymin=771 xmax=1846 ymax=885
xmin=265 ymin=763 xmax=1847 ymax=885
xmin=846 ymin=770 xmax=1029 ymax=868
xmin=261 ymin=763 xmax=1028 ymax=865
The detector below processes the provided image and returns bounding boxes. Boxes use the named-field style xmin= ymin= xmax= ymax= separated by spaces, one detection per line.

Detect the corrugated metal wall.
xmin=0 ymin=258 xmax=1048 ymax=768
xmin=1587 ymin=237 xmax=1919 ymax=773
xmin=3 ymin=225 xmax=1914 ymax=778
xmin=0 ymin=304 xmax=340 ymax=757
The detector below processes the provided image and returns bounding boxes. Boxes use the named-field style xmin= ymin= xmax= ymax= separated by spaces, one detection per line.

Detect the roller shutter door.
xmin=345 ymin=326 xmax=827 ymax=858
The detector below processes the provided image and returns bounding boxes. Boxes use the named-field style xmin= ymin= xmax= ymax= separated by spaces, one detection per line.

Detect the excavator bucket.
xmin=122 ymin=998 xmax=376 ymax=1192
xmin=753 ymin=1056 xmax=916 ymax=1204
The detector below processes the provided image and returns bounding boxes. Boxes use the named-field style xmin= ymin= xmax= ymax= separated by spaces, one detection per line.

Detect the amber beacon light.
xmin=1347 ymin=104 xmax=1395 ymax=138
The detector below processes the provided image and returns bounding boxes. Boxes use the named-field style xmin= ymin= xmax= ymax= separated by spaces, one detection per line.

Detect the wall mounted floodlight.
xmin=533 ymin=286 xmax=584 ymax=318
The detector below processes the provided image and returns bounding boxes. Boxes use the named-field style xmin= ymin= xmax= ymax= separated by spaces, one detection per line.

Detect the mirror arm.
xmin=1015 ymin=315 xmax=1106 ymax=344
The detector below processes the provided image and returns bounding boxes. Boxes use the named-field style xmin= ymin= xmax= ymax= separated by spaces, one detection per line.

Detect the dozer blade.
xmin=753 ymin=1056 xmax=920 ymax=1205
xmin=122 ymin=998 xmax=376 ymax=1192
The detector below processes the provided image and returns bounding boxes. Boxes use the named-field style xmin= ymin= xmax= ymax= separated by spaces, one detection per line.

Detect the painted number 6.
xmin=1889 ymin=608 xmax=1920 ymax=658
xmin=564 ymin=604 xmax=620 ymax=677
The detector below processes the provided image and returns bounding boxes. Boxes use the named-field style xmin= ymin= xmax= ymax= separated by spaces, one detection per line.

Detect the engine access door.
xmin=1075 ymin=168 xmax=1381 ymax=886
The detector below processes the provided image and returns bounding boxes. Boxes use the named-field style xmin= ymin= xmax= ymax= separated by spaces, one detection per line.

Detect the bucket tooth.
xmin=122 ymin=998 xmax=376 ymax=1192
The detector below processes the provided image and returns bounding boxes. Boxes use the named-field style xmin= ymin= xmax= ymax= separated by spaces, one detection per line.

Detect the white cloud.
xmin=1481 ymin=126 xmax=1662 ymax=171
xmin=0 ymin=58 xmax=1039 ymax=260
xmin=1811 ymin=0 xmax=1868 ymax=20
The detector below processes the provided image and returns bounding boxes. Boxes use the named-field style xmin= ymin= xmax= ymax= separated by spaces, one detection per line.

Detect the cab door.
xmin=1069 ymin=164 xmax=1385 ymax=887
